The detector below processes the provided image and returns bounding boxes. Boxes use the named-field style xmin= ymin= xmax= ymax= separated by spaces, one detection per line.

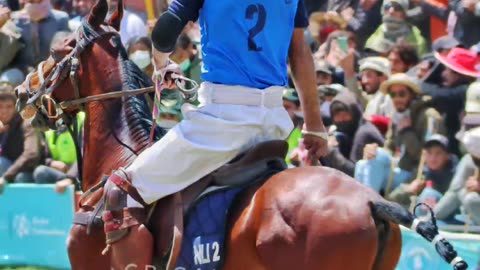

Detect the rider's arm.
xmin=151 ymin=0 xmax=203 ymax=68
xmin=288 ymin=1 xmax=326 ymax=133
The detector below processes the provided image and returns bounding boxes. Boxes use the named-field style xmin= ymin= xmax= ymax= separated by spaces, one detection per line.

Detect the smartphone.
xmin=337 ymin=36 xmax=349 ymax=53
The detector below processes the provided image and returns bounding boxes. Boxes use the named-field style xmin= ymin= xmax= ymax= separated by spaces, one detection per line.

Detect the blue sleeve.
xmin=168 ymin=0 xmax=204 ymax=23
xmin=295 ymin=0 xmax=309 ymax=28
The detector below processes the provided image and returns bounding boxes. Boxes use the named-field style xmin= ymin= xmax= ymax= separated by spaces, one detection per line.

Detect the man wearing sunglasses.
xmin=365 ymin=0 xmax=428 ymax=56
xmin=357 ymin=73 xmax=445 ymax=199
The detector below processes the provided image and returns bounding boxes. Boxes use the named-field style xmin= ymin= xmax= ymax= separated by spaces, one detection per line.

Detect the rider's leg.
xmin=103 ymin=169 xmax=153 ymax=270
xmin=103 ymin=83 xmax=293 ymax=268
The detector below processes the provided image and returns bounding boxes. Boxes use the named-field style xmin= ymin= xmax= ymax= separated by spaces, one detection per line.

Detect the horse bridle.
xmin=19 ymin=20 xmax=198 ymax=122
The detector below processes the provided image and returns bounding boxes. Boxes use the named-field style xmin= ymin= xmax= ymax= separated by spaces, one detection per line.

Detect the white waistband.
xmin=198 ymin=82 xmax=285 ymax=108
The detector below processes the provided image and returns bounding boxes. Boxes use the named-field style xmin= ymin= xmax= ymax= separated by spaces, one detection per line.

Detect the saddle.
xmin=74 ymin=140 xmax=288 ymax=267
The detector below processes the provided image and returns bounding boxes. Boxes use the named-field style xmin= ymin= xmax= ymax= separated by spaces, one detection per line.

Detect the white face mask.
xmin=129 ymin=50 xmax=151 ymax=70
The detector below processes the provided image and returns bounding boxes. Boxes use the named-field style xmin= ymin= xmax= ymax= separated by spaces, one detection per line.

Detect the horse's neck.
xmin=82 ymin=100 xmax=143 ymax=190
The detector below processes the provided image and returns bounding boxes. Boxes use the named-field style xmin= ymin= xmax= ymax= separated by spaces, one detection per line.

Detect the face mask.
xmin=157 ymin=119 xmax=178 ymax=129
xmin=382 ymin=14 xmax=407 ymax=31
xmin=25 ymin=1 xmax=51 ymax=22
xmin=180 ymin=59 xmax=191 ymax=72
xmin=129 ymin=51 xmax=151 ymax=70
xmin=335 ymin=121 xmax=357 ymax=137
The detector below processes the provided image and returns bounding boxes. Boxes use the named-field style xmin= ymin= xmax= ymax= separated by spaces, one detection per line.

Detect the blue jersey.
xmin=169 ymin=0 xmax=308 ymax=89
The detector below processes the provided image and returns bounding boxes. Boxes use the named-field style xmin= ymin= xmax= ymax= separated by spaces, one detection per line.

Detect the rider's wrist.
xmin=301 ymin=130 xmax=329 ymax=141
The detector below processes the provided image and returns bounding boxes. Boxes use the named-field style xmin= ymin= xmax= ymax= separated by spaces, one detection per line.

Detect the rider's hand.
xmin=152 ymin=48 xmax=181 ymax=90
xmin=302 ymin=124 xmax=329 ymax=160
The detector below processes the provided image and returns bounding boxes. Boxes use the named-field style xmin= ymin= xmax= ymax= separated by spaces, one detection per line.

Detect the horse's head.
xmin=15 ymin=0 xmax=125 ymax=130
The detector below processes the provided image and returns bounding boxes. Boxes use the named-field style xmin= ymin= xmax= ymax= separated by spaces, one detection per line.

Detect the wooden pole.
xmin=145 ymin=0 xmax=156 ymax=20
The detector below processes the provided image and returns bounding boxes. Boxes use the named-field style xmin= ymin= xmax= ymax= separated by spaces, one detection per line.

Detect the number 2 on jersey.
xmin=245 ymin=4 xmax=266 ymax=51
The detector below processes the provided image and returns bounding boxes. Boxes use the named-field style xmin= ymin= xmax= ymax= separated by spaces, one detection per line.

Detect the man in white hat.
xmin=434 ymin=127 xmax=480 ymax=225
xmin=357 ymin=74 xmax=445 ymax=199
xmin=339 ymin=55 xmax=395 ymax=119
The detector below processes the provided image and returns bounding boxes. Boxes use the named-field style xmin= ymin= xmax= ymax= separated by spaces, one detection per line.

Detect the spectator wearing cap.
xmin=0 ymin=86 xmax=41 ymax=188
xmin=358 ymin=74 xmax=446 ymax=194
xmin=340 ymin=55 xmax=395 ymax=119
xmin=282 ymin=89 xmax=303 ymax=166
xmin=388 ymin=134 xmax=458 ymax=208
xmin=365 ymin=0 xmax=428 ymax=57
xmin=388 ymin=41 xmax=420 ymax=74
xmin=432 ymin=35 xmax=463 ymax=56
xmin=434 ymin=127 xmax=480 ymax=225
xmin=451 ymin=0 xmax=480 ymax=48
xmin=321 ymin=91 xmax=384 ymax=176
xmin=421 ymin=48 xmax=479 ymax=155
xmin=314 ymin=60 xmax=334 ymax=86
xmin=318 ymin=83 xmax=345 ymax=127
xmin=363 ymin=37 xmax=394 ymax=57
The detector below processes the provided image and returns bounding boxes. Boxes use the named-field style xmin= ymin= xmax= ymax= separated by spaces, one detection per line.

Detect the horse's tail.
xmin=369 ymin=200 xmax=468 ymax=270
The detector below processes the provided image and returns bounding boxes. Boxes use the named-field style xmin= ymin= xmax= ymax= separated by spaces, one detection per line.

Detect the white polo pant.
xmin=126 ymin=82 xmax=293 ymax=206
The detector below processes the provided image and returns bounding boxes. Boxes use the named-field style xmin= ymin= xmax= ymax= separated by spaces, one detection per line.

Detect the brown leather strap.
xmin=104 ymin=207 xmax=147 ymax=234
xmin=166 ymin=192 xmax=184 ymax=270
xmin=109 ymin=173 xmax=148 ymax=207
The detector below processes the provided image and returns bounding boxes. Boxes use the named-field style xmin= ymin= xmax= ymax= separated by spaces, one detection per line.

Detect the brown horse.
xmin=15 ymin=1 xmax=468 ymax=270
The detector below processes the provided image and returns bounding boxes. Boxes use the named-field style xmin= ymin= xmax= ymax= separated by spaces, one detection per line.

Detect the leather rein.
xmin=21 ymin=21 xmax=198 ymax=121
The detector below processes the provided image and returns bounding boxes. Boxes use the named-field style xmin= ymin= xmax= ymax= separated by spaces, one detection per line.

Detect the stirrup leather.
xmin=102 ymin=169 xmax=148 ymax=253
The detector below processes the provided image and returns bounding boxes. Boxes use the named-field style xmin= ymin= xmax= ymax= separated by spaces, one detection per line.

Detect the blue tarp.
xmin=0 ymin=184 xmax=74 ymax=269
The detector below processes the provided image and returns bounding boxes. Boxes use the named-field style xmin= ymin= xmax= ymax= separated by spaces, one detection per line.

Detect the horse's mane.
xmin=115 ymin=37 xmax=165 ymax=148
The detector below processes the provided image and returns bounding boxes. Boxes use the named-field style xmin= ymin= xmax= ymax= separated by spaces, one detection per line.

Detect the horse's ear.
xmin=87 ymin=0 xmax=108 ymax=28
xmin=107 ymin=0 xmax=123 ymax=31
